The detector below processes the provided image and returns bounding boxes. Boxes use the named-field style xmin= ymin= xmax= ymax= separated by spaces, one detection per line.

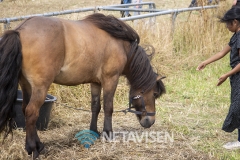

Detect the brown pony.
xmin=0 ymin=13 xmax=165 ymax=159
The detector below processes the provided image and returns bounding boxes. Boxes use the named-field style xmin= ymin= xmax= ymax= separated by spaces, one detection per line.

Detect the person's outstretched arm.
xmin=196 ymin=45 xmax=231 ymax=71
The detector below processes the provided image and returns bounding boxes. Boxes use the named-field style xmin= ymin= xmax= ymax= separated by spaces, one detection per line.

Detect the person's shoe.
xmin=188 ymin=4 xmax=194 ymax=7
xmin=223 ymin=141 xmax=240 ymax=150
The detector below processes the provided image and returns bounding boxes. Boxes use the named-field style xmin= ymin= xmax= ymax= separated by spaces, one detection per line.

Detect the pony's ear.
xmin=157 ymin=75 xmax=166 ymax=81
xmin=154 ymin=76 xmax=166 ymax=98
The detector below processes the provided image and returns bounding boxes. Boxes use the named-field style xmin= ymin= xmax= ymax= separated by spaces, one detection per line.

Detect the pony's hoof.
xmin=37 ymin=141 xmax=44 ymax=153
xmin=90 ymin=129 xmax=101 ymax=137
xmin=102 ymin=130 xmax=113 ymax=140
xmin=25 ymin=145 xmax=32 ymax=155
xmin=33 ymin=150 xmax=40 ymax=160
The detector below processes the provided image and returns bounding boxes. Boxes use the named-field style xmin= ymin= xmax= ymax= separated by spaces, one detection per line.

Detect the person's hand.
xmin=217 ymin=74 xmax=228 ymax=86
xmin=233 ymin=0 xmax=237 ymax=5
xmin=196 ymin=62 xmax=206 ymax=71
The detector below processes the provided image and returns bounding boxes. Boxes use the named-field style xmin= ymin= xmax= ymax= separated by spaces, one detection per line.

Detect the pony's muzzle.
xmin=140 ymin=116 xmax=155 ymax=128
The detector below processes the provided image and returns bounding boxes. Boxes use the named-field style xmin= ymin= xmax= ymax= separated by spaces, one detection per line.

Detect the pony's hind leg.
xmin=19 ymin=75 xmax=32 ymax=116
xmin=24 ymin=87 xmax=48 ymax=159
xmin=90 ymin=83 xmax=101 ymax=134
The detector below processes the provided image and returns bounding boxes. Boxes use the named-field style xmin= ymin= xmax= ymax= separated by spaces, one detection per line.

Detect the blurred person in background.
xmin=233 ymin=0 xmax=240 ymax=6
xmin=132 ymin=0 xmax=142 ymax=15
xmin=189 ymin=0 xmax=217 ymax=7
xmin=189 ymin=0 xmax=198 ymax=7
xmin=121 ymin=0 xmax=132 ymax=17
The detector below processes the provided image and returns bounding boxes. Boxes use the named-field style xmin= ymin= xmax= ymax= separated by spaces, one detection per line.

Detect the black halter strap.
xmin=127 ymin=95 xmax=155 ymax=116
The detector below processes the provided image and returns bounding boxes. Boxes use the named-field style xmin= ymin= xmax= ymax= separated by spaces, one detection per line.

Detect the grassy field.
xmin=0 ymin=0 xmax=239 ymax=159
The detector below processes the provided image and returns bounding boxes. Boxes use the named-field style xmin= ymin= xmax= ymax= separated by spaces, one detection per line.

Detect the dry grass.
xmin=0 ymin=0 xmax=239 ymax=160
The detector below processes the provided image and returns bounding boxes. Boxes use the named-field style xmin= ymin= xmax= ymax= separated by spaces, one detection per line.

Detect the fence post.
xmin=148 ymin=3 xmax=156 ymax=25
xmin=171 ymin=11 xmax=178 ymax=35
xmin=4 ymin=19 xmax=11 ymax=30
xmin=0 ymin=23 xmax=3 ymax=35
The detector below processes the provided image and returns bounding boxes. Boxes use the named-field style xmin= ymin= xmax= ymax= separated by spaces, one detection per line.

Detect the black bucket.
xmin=13 ymin=90 xmax=57 ymax=131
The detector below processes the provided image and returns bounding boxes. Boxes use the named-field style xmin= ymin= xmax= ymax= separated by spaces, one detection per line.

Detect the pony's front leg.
xmin=103 ymin=93 xmax=114 ymax=137
xmin=102 ymin=77 xmax=118 ymax=138
xmin=25 ymin=90 xmax=46 ymax=159
xmin=90 ymin=83 xmax=101 ymax=134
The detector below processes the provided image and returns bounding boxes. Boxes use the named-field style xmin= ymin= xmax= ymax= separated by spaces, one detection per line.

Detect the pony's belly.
xmin=53 ymin=69 xmax=100 ymax=86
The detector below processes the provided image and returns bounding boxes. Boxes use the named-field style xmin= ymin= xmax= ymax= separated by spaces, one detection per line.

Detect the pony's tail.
xmin=0 ymin=30 xmax=22 ymax=139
